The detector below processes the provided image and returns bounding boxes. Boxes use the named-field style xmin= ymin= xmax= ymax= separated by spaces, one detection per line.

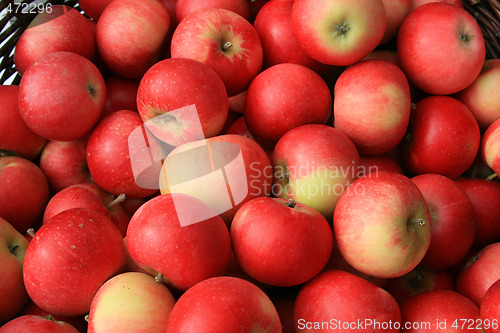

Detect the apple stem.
xmin=84 ymin=315 xmax=89 ymax=322
xmin=222 ymin=41 xmax=233 ymax=51
xmin=26 ymin=228 xmax=35 ymax=238
xmin=107 ymin=193 xmax=126 ymax=210
xmin=409 ymin=218 xmax=426 ymax=227
xmin=155 ymin=272 xmax=163 ymax=284
xmin=486 ymin=173 xmax=498 ymax=181
xmin=285 ymin=198 xmax=296 ymax=208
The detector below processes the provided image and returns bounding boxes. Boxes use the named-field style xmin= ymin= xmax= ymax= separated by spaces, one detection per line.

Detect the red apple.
xmin=42 ymin=183 xmax=130 ymax=237
xmin=159 ymin=134 xmax=272 ymax=225
xmin=272 ymin=124 xmax=360 ymax=219
xmin=0 ymin=217 xmax=30 ymax=323
xmin=18 ymin=301 xmax=88 ymax=333
xmin=78 ymin=0 xmax=114 ymax=20
xmin=253 ymin=0 xmax=328 ymax=73
xmin=231 ymin=197 xmax=333 ymax=287
xmin=410 ymin=0 xmax=464 ymax=11
xmin=245 ymin=63 xmax=332 ymax=149
xmin=291 ymin=0 xmax=386 ymax=66
xmin=171 ymin=7 xmax=263 ymax=96
xmin=86 ymin=110 xmax=160 ymax=198
xmin=0 ymin=156 xmax=49 ymax=233
xmin=358 ymin=154 xmax=403 ymax=177
xmin=18 ymin=51 xmax=106 ymax=141
xmin=294 ymin=270 xmax=401 ymax=332
xmin=457 ymin=59 xmax=500 ymax=131
xmin=228 ymin=89 xmax=246 ymax=114
xmin=397 ymin=2 xmax=485 ymax=95
xmin=380 ymin=0 xmax=412 ymax=44
xmin=13 ymin=5 xmax=95 ymax=75
xmin=165 ymin=276 xmax=281 ymax=332
xmin=226 ymin=116 xmax=256 ymax=141
xmin=404 ymin=96 xmax=480 ymax=179
xmin=0 ymin=315 xmax=79 ymax=333
xmin=456 ymin=242 xmax=500 ymax=306
xmin=455 ymin=177 xmax=500 ymax=248
xmin=39 ymin=138 xmax=91 ymax=194
xmin=23 ymin=208 xmax=127 ymax=316
xmin=334 ymin=59 xmax=411 ymax=155
xmin=101 ymin=76 xmax=140 ymax=119
xmin=411 ymin=174 xmax=476 ymax=269
xmin=363 ymin=49 xmax=400 ymax=66
xmin=384 ymin=266 xmax=455 ymax=304
xmin=175 ymin=0 xmax=251 ymax=23
xmin=126 ymin=193 xmax=232 ymax=291
xmin=481 ymin=118 xmax=500 ymax=177
xmin=400 ymin=290 xmax=482 ymax=332
xmin=136 ymin=58 xmax=228 ymax=145
xmin=481 ymin=279 xmax=500 ymax=333
xmin=87 ymin=272 xmax=176 ymax=333
xmin=0 ymin=85 xmax=47 ymax=160
xmin=333 ymin=171 xmax=432 ymax=278
xmin=96 ymin=0 xmax=170 ymax=79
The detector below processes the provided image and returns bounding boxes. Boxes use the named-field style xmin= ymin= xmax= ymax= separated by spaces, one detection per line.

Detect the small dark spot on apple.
xmin=87 ymin=85 xmax=96 ymax=97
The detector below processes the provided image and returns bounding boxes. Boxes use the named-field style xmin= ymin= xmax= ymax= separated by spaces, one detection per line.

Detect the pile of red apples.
xmin=1 ymin=0 xmax=500 ymax=332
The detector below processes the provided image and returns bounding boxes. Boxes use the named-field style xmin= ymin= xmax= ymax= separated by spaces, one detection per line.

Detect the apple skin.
xmin=253 ymin=0 xmax=328 ymax=73
xmin=101 ymin=76 xmax=140 ymax=119
xmin=384 ymin=266 xmax=455 ymax=304
xmin=410 ymin=0 xmax=464 ymax=10
xmin=380 ymin=0 xmax=412 ymax=44
xmin=159 ymin=134 xmax=272 ymax=225
xmin=171 ymin=8 xmax=263 ymax=96
xmin=456 ymin=242 xmax=500 ymax=306
xmin=0 ymin=85 xmax=47 ymax=160
xmin=13 ymin=5 xmax=95 ymax=75
xmin=397 ymin=2 xmax=485 ymax=95
xmin=126 ymin=193 xmax=232 ymax=291
xmin=291 ymin=0 xmax=386 ymax=66
xmin=230 ymin=197 xmax=333 ymax=287
xmin=96 ymin=0 xmax=170 ymax=79
xmin=334 ymin=59 xmax=411 ymax=155
xmin=455 ymin=177 xmax=500 ymax=249
xmin=272 ymin=124 xmax=360 ymax=219
xmin=481 ymin=118 xmax=500 ymax=177
xmin=481 ymin=279 xmax=500 ymax=333
xmin=136 ymin=57 xmax=229 ymax=145
xmin=457 ymin=60 xmax=500 ymax=131
xmin=23 ymin=208 xmax=127 ymax=317
xmin=399 ymin=290 xmax=482 ymax=333
xmin=0 ymin=156 xmax=49 ymax=233
xmin=175 ymin=0 xmax=250 ymax=23
xmin=0 ymin=315 xmax=80 ymax=333
xmin=411 ymin=174 xmax=476 ymax=269
xmin=404 ymin=96 xmax=481 ymax=179
xmin=294 ymin=270 xmax=401 ymax=333
xmin=77 ymin=0 xmax=114 ymax=20
xmin=358 ymin=154 xmax=403 ymax=177
xmin=165 ymin=276 xmax=281 ymax=332
xmin=226 ymin=116 xmax=256 ymax=141
xmin=228 ymin=90 xmax=246 ymax=114
xmin=87 ymin=272 xmax=176 ymax=333
xmin=42 ymin=183 xmax=130 ymax=237
xmin=18 ymin=301 xmax=88 ymax=333
xmin=86 ymin=110 xmax=160 ymax=199
xmin=18 ymin=51 xmax=106 ymax=141
xmin=39 ymin=138 xmax=91 ymax=194
xmin=245 ymin=63 xmax=332 ymax=149
xmin=0 ymin=217 xmax=30 ymax=323
xmin=333 ymin=171 xmax=432 ymax=279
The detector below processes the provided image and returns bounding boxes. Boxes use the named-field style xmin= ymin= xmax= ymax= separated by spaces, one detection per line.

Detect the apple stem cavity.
xmin=155 ymin=272 xmax=163 ymax=283
xmin=486 ymin=173 xmax=498 ymax=181
xmin=222 ymin=41 xmax=233 ymax=52
xmin=336 ymin=23 xmax=350 ymax=36
xmin=285 ymin=199 xmax=296 ymax=208
xmin=8 ymin=244 xmax=19 ymax=255
xmin=26 ymin=228 xmax=35 ymax=238
xmin=460 ymin=32 xmax=473 ymax=42
xmin=107 ymin=193 xmax=126 ymax=210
